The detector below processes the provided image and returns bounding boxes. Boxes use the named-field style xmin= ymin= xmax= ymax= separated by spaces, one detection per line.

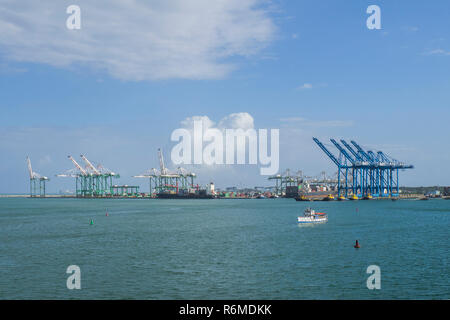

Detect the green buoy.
xmin=90 ymin=219 xmax=94 ymax=225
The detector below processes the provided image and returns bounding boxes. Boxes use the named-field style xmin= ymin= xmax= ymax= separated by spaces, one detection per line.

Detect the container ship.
xmin=156 ymin=189 xmax=214 ymax=199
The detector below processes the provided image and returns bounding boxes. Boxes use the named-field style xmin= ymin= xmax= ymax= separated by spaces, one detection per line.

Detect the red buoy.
xmin=354 ymin=240 xmax=360 ymax=249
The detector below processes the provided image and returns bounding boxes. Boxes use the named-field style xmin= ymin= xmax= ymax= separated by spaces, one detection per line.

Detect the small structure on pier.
xmin=110 ymin=185 xmax=140 ymax=197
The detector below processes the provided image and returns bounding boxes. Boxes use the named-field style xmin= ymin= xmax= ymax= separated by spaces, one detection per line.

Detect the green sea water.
xmin=0 ymin=198 xmax=448 ymax=299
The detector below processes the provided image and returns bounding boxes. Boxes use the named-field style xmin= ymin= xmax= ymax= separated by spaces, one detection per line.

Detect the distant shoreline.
xmin=1 ymin=194 xmax=448 ymax=200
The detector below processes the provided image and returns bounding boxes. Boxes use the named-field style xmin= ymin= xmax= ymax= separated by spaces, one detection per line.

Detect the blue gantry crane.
xmin=313 ymin=138 xmax=413 ymax=199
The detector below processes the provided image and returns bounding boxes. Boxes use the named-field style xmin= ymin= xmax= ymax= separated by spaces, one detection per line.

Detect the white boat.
xmin=297 ymin=208 xmax=328 ymax=224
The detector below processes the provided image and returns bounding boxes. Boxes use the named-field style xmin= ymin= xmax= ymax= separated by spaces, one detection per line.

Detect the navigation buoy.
xmin=106 ymin=212 xmax=108 ymax=217
xmin=90 ymin=219 xmax=94 ymax=225
xmin=354 ymin=240 xmax=360 ymax=249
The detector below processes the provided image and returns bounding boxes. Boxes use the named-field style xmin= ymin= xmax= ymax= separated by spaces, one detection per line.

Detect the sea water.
xmin=0 ymin=198 xmax=448 ymax=299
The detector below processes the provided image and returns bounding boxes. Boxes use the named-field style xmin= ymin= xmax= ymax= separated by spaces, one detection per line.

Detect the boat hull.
xmin=297 ymin=217 xmax=327 ymax=224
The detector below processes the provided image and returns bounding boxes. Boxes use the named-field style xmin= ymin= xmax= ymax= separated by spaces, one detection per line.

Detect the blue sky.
xmin=1 ymin=0 xmax=449 ymax=193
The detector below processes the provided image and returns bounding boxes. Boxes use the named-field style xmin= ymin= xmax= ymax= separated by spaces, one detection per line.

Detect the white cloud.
xmin=0 ymin=0 xmax=275 ymax=81
xmin=310 ymin=120 xmax=353 ymax=127
xmin=296 ymin=83 xmax=328 ymax=91
xmin=217 ymin=112 xmax=254 ymax=130
xmin=183 ymin=112 xmax=253 ymax=138
xmin=0 ymin=62 xmax=27 ymax=74
xmin=297 ymin=83 xmax=313 ymax=90
xmin=39 ymin=155 xmax=52 ymax=166
xmin=424 ymin=49 xmax=450 ymax=56
xmin=403 ymin=26 xmax=419 ymax=32
xmin=180 ymin=116 xmax=216 ymax=131
xmin=362 ymin=143 xmax=416 ymax=153
xmin=279 ymin=117 xmax=306 ymax=122
xmin=279 ymin=117 xmax=353 ymax=128
xmin=174 ymin=112 xmax=262 ymax=175
xmin=180 ymin=112 xmax=255 ymax=131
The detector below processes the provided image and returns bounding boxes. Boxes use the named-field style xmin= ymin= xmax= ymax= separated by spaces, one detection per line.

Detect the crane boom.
xmin=312 ymin=137 xmax=342 ymax=167
xmin=330 ymin=139 xmax=355 ymax=165
xmin=350 ymin=141 xmax=373 ymax=163
xmin=158 ymin=148 xmax=167 ymax=175
xmin=26 ymin=156 xmax=48 ymax=180
xmin=340 ymin=140 xmax=363 ymax=161
xmin=68 ymin=155 xmax=87 ymax=175
xmin=26 ymin=156 xmax=34 ymax=179
xmin=367 ymin=151 xmax=377 ymax=162
xmin=80 ymin=155 xmax=100 ymax=175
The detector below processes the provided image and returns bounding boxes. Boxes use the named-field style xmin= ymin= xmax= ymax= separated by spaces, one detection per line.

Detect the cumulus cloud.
xmin=180 ymin=115 xmax=216 ymax=131
xmin=174 ymin=112 xmax=279 ymax=175
xmin=0 ymin=0 xmax=275 ymax=80
xmin=180 ymin=112 xmax=255 ymax=131
xmin=217 ymin=112 xmax=254 ymax=130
